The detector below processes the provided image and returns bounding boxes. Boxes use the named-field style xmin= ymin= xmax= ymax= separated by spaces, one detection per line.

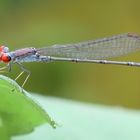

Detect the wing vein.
xmin=37 ymin=33 xmax=140 ymax=59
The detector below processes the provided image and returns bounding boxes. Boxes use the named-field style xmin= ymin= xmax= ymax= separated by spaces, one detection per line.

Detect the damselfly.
xmin=0 ymin=33 xmax=140 ymax=87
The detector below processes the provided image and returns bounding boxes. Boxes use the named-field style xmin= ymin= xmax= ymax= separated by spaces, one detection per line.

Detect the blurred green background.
xmin=1 ymin=0 xmax=140 ymax=108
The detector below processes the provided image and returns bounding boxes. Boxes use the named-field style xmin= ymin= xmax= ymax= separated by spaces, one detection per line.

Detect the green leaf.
xmin=12 ymin=95 xmax=140 ymax=140
xmin=0 ymin=75 xmax=56 ymax=139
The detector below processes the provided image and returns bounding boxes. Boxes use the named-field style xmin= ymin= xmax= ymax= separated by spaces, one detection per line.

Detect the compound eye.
xmin=0 ymin=46 xmax=5 ymax=52
xmin=1 ymin=53 xmax=11 ymax=63
xmin=0 ymin=52 xmax=3 ymax=61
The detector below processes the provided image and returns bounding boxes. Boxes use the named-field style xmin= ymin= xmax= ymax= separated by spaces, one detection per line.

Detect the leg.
xmin=0 ymin=62 xmax=12 ymax=73
xmin=15 ymin=62 xmax=31 ymax=88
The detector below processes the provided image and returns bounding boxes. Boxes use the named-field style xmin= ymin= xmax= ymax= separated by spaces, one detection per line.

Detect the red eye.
xmin=0 ymin=46 xmax=5 ymax=52
xmin=1 ymin=53 xmax=11 ymax=63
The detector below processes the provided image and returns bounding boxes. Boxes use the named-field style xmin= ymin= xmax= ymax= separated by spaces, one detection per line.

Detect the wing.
xmin=37 ymin=33 xmax=140 ymax=59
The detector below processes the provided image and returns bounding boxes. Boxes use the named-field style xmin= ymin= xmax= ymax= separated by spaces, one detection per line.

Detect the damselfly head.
xmin=0 ymin=46 xmax=11 ymax=63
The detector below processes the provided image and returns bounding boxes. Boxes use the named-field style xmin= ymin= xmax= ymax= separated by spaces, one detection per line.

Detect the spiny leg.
xmin=0 ymin=62 xmax=12 ymax=73
xmin=7 ymin=62 xmax=12 ymax=72
xmin=0 ymin=65 xmax=7 ymax=72
xmin=15 ymin=62 xmax=31 ymax=88
xmin=15 ymin=71 xmax=24 ymax=81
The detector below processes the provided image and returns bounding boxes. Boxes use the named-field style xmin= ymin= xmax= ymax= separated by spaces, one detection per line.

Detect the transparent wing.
xmin=37 ymin=33 xmax=140 ymax=59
